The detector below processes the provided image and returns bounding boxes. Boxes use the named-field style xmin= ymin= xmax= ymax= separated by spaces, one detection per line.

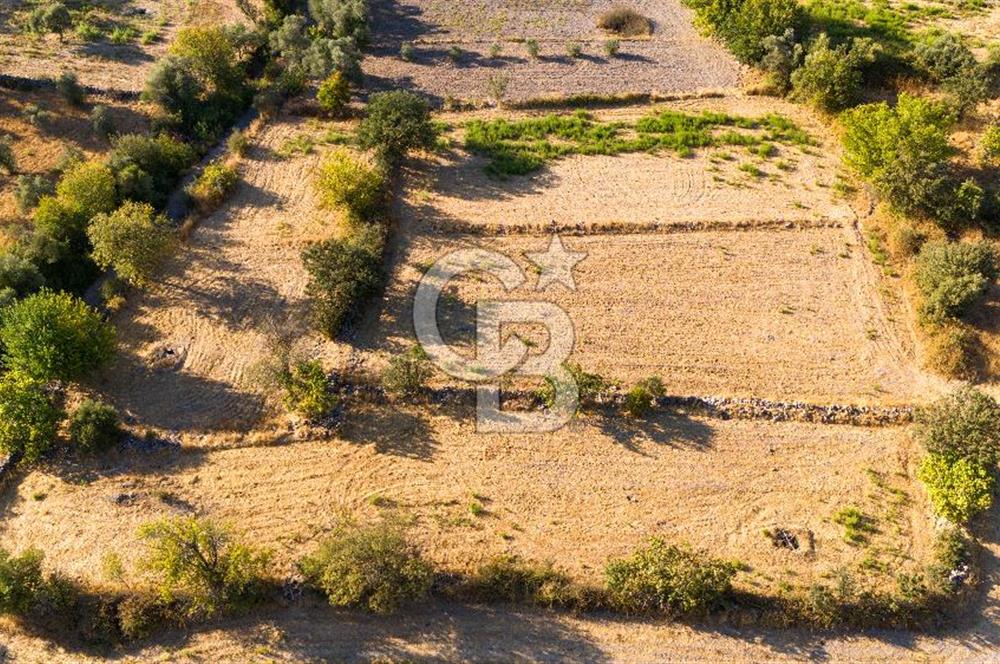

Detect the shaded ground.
xmin=363 ymin=0 xmax=742 ymax=102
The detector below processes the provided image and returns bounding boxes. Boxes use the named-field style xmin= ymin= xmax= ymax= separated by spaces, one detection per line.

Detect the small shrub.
xmin=187 ymin=160 xmax=239 ymax=212
xmin=566 ymin=41 xmax=583 ymax=58
xmin=0 ymin=547 xmax=46 ymax=615
xmin=14 ymin=175 xmax=54 ymax=213
xmin=0 ymin=136 xmax=15 ymax=175
xmin=469 ymin=555 xmax=579 ymax=607
xmin=357 ymin=90 xmax=436 ymax=169
xmin=448 ymin=45 xmax=463 ymax=62
xmin=790 ymin=34 xmax=878 ymax=113
xmin=139 ymin=517 xmax=271 ymax=618
xmin=623 ymin=376 xmax=665 ymax=418
xmin=302 ymin=225 xmax=385 ymax=338
xmin=832 ymin=506 xmax=875 ymax=544
xmin=0 ymin=372 xmax=62 ymax=462
xmin=140 ymin=28 xmax=160 ymax=45
xmin=603 ymin=39 xmax=621 ymax=57
xmin=489 ymin=42 xmax=503 ymax=58
xmin=74 ymin=20 xmax=102 ymax=42
xmin=88 ymin=201 xmax=175 ymax=287
xmin=525 ymin=39 xmax=540 ymax=59
xmin=299 ymin=519 xmax=433 ymax=614
xmin=487 ymin=72 xmax=510 ymax=105
xmin=21 ymin=103 xmax=52 ymax=126
xmin=109 ymin=26 xmax=137 ymax=45
xmin=605 ymin=538 xmax=737 ymax=615
xmin=55 ymin=72 xmax=85 ymax=107
xmin=317 ymin=71 xmax=351 ymax=116
xmin=913 ymin=241 xmax=997 ymax=324
xmin=226 ymin=129 xmax=248 ymax=156
xmin=314 ymin=148 xmax=385 ymax=221
xmin=914 ymin=387 xmax=1000 ymax=468
xmin=980 ymin=124 xmax=1000 ymax=167
xmin=924 ymin=324 xmax=980 ymax=381
xmin=597 ymin=6 xmax=653 ymax=36
xmin=34 ymin=2 xmax=71 ymax=41
xmin=381 ymin=345 xmax=432 ymax=397
xmin=760 ymin=28 xmax=803 ymax=92
xmin=68 ymin=399 xmax=121 ymax=454
xmin=918 ymin=453 xmax=994 ymax=525
xmin=400 ymin=41 xmax=415 ymax=61
xmin=0 ymin=290 xmax=116 ymax=383
xmin=90 ymin=105 xmax=115 ymax=139
xmin=280 ymin=359 xmax=335 ymax=419
xmin=914 ymin=32 xmax=976 ymax=83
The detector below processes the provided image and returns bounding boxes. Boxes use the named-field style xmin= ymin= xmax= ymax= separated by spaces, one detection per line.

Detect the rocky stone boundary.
xmin=0 ymin=73 xmax=140 ymax=101
xmin=427 ymin=218 xmax=845 ymax=236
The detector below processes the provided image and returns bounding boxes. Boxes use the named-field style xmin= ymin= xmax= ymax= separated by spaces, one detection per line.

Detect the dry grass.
xmin=597 ymin=6 xmax=653 ymax=36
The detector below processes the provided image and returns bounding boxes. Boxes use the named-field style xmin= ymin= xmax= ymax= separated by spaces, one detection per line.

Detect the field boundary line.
xmin=418 ymin=217 xmax=844 ymax=236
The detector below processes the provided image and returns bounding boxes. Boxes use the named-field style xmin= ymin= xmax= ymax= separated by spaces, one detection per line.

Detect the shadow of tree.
xmin=595 ymin=409 xmax=715 ymax=454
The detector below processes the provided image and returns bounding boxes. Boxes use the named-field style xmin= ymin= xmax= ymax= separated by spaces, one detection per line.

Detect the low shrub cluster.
xmin=299 ymin=519 xmax=433 ymax=614
xmin=279 ymin=359 xmax=336 ymax=419
xmin=790 ymin=34 xmax=877 ymax=112
xmin=684 ymin=0 xmax=803 ymax=65
xmin=314 ymin=148 xmax=386 ymax=221
xmin=317 ymin=71 xmax=351 ymax=116
xmin=68 ymin=400 xmax=121 ymax=454
xmin=465 ymin=555 xmax=583 ymax=608
xmin=913 ymin=241 xmax=997 ymax=326
xmin=381 ymin=344 xmax=432 ymax=398
xmin=186 ymin=160 xmax=240 ymax=213
xmin=623 ymin=376 xmax=665 ymax=418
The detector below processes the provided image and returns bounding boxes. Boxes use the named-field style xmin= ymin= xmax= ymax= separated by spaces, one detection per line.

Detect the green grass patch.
xmin=465 ymin=109 xmax=812 ymax=176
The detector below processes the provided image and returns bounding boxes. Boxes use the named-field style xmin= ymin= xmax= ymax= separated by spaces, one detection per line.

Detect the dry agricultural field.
xmin=1 ymin=0 xmax=1000 ymax=662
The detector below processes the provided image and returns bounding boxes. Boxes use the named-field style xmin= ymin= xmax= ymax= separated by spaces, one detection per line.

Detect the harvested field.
xmin=364 ymin=0 xmax=742 ymax=102
xmin=355 ymin=225 xmax=919 ymax=405
xmin=0 ymin=409 xmax=931 ymax=595
xmin=99 ymin=117 xmax=352 ymax=437
xmin=416 ymin=99 xmax=853 ymax=232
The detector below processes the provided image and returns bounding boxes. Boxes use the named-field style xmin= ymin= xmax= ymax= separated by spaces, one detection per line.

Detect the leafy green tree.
xmin=915 ymin=387 xmax=1000 ymax=467
xmin=139 ymin=517 xmax=271 ymax=617
xmin=308 ymin=0 xmax=370 ymax=44
xmin=684 ymin=0 xmax=802 ymax=64
xmin=0 ymin=252 xmax=44 ymax=307
xmin=790 ymin=34 xmax=878 ymax=112
xmin=0 ymin=290 xmax=115 ymax=382
xmin=30 ymin=3 xmax=71 ymax=41
xmin=108 ymin=134 xmax=195 ymax=208
xmin=357 ymin=91 xmax=436 ymax=169
xmin=0 ymin=547 xmax=46 ymax=615
xmin=0 ymin=372 xmax=62 ymax=462
xmin=914 ymin=241 xmax=997 ymax=324
xmin=918 ymin=453 xmax=994 ymax=525
xmin=87 ymin=201 xmax=175 ymax=287
xmin=44 ymin=160 xmax=117 ymax=239
xmin=605 ymin=538 xmax=737 ymax=615
xmin=314 ymin=148 xmax=385 ymax=221
xmin=298 ymin=519 xmax=432 ymax=614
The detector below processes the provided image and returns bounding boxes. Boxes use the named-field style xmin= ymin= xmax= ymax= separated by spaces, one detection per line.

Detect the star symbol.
xmin=526 ymin=235 xmax=587 ymax=292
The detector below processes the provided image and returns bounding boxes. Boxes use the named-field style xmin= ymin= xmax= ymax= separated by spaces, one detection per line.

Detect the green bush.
xmin=48 ymin=160 xmax=117 ymax=238
xmin=684 ymin=0 xmax=803 ymax=64
xmin=280 ymin=359 xmax=336 ymax=418
xmin=301 ymin=224 xmax=385 ymax=338
xmin=914 ymin=32 xmax=976 ymax=82
xmin=0 ymin=372 xmax=61 ymax=462
xmin=88 ymin=201 xmax=175 ymax=287
xmin=357 ymin=90 xmax=436 ymax=169
xmin=108 ymin=134 xmax=196 ymax=208
xmin=0 ymin=252 xmax=44 ymax=307
xmin=14 ymin=175 xmax=54 ymax=214
xmin=913 ymin=241 xmax=997 ymax=324
xmin=924 ymin=323 xmax=980 ymax=381
xmin=187 ymin=160 xmax=239 ymax=212
xmin=980 ymin=124 xmax=1000 ymax=167
xmin=138 ymin=517 xmax=271 ymax=618
xmin=605 ymin=538 xmax=737 ymax=615
xmin=313 ymin=148 xmax=385 ymax=221
xmin=914 ymin=387 xmax=1000 ymax=468
xmin=760 ymin=28 xmax=803 ymax=92
xmin=299 ymin=519 xmax=433 ymax=614
xmin=90 ymin=105 xmax=115 ymax=140
xmin=597 ymin=6 xmax=653 ymax=36
xmin=918 ymin=453 xmax=994 ymax=525
xmin=0 ymin=290 xmax=116 ymax=382
xmin=227 ymin=129 xmax=248 ymax=156
xmin=841 ymin=94 xmax=973 ymax=226
xmin=29 ymin=2 xmax=71 ymax=40
xmin=55 ymin=71 xmax=85 ymax=107
xmin=623 ymin=376 xmax=665 ymax=418
xmin=317 ymin=71 xmax=351 ymax=116
xmin=790 ymin=34 xmax=877 ymax=112
xmin=309 ymin=0 xmax=370 ymax=44
xmin=68 ymin=399 xmax=121 ymax=454
xmin=0 ymin=547 xmax=46 ymax=615
xmin=381 ymin=344 xmax=432 ymax=397
xmin=469 ymin=555 xmax=579 ymax=607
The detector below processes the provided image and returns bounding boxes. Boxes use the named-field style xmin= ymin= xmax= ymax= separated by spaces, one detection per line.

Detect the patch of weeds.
xmin=833 ymin=506 xmax=876 ymax=545
xmin=277 ymin=134 xmax=315 ymax=159
xmin=740 ymin=162 xmax=764 ymax=178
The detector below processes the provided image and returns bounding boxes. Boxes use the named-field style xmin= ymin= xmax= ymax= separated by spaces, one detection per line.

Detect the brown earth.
xmin=363 ymin=0 xmax=742 ymax=102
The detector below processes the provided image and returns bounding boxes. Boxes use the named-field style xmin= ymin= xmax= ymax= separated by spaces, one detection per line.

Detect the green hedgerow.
xmin=605 ymin=538 xmax=737 ymax=615
xmin=918 ymin=453 xmax=994 ymax=525
xmin=790 ymin=34 xmax=878 ymax=113
xmin=0 ymin=290 xmax=116 ymax=383
xmin=299 ymin=519 xmax=433 ymax=614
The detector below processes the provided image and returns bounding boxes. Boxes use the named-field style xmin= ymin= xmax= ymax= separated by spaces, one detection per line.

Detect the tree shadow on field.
xmin=76 ymin=41 xmax=154 ymax=64
xmin=339 ymin=402 xmax=437 ymax=459
xmin=595 ymin=409 xmax=715 ymax=455
xmin=361 ymin=72 xmax=445 ymax=106
xmin=368 ymin=0 xmax=443 ymax=51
